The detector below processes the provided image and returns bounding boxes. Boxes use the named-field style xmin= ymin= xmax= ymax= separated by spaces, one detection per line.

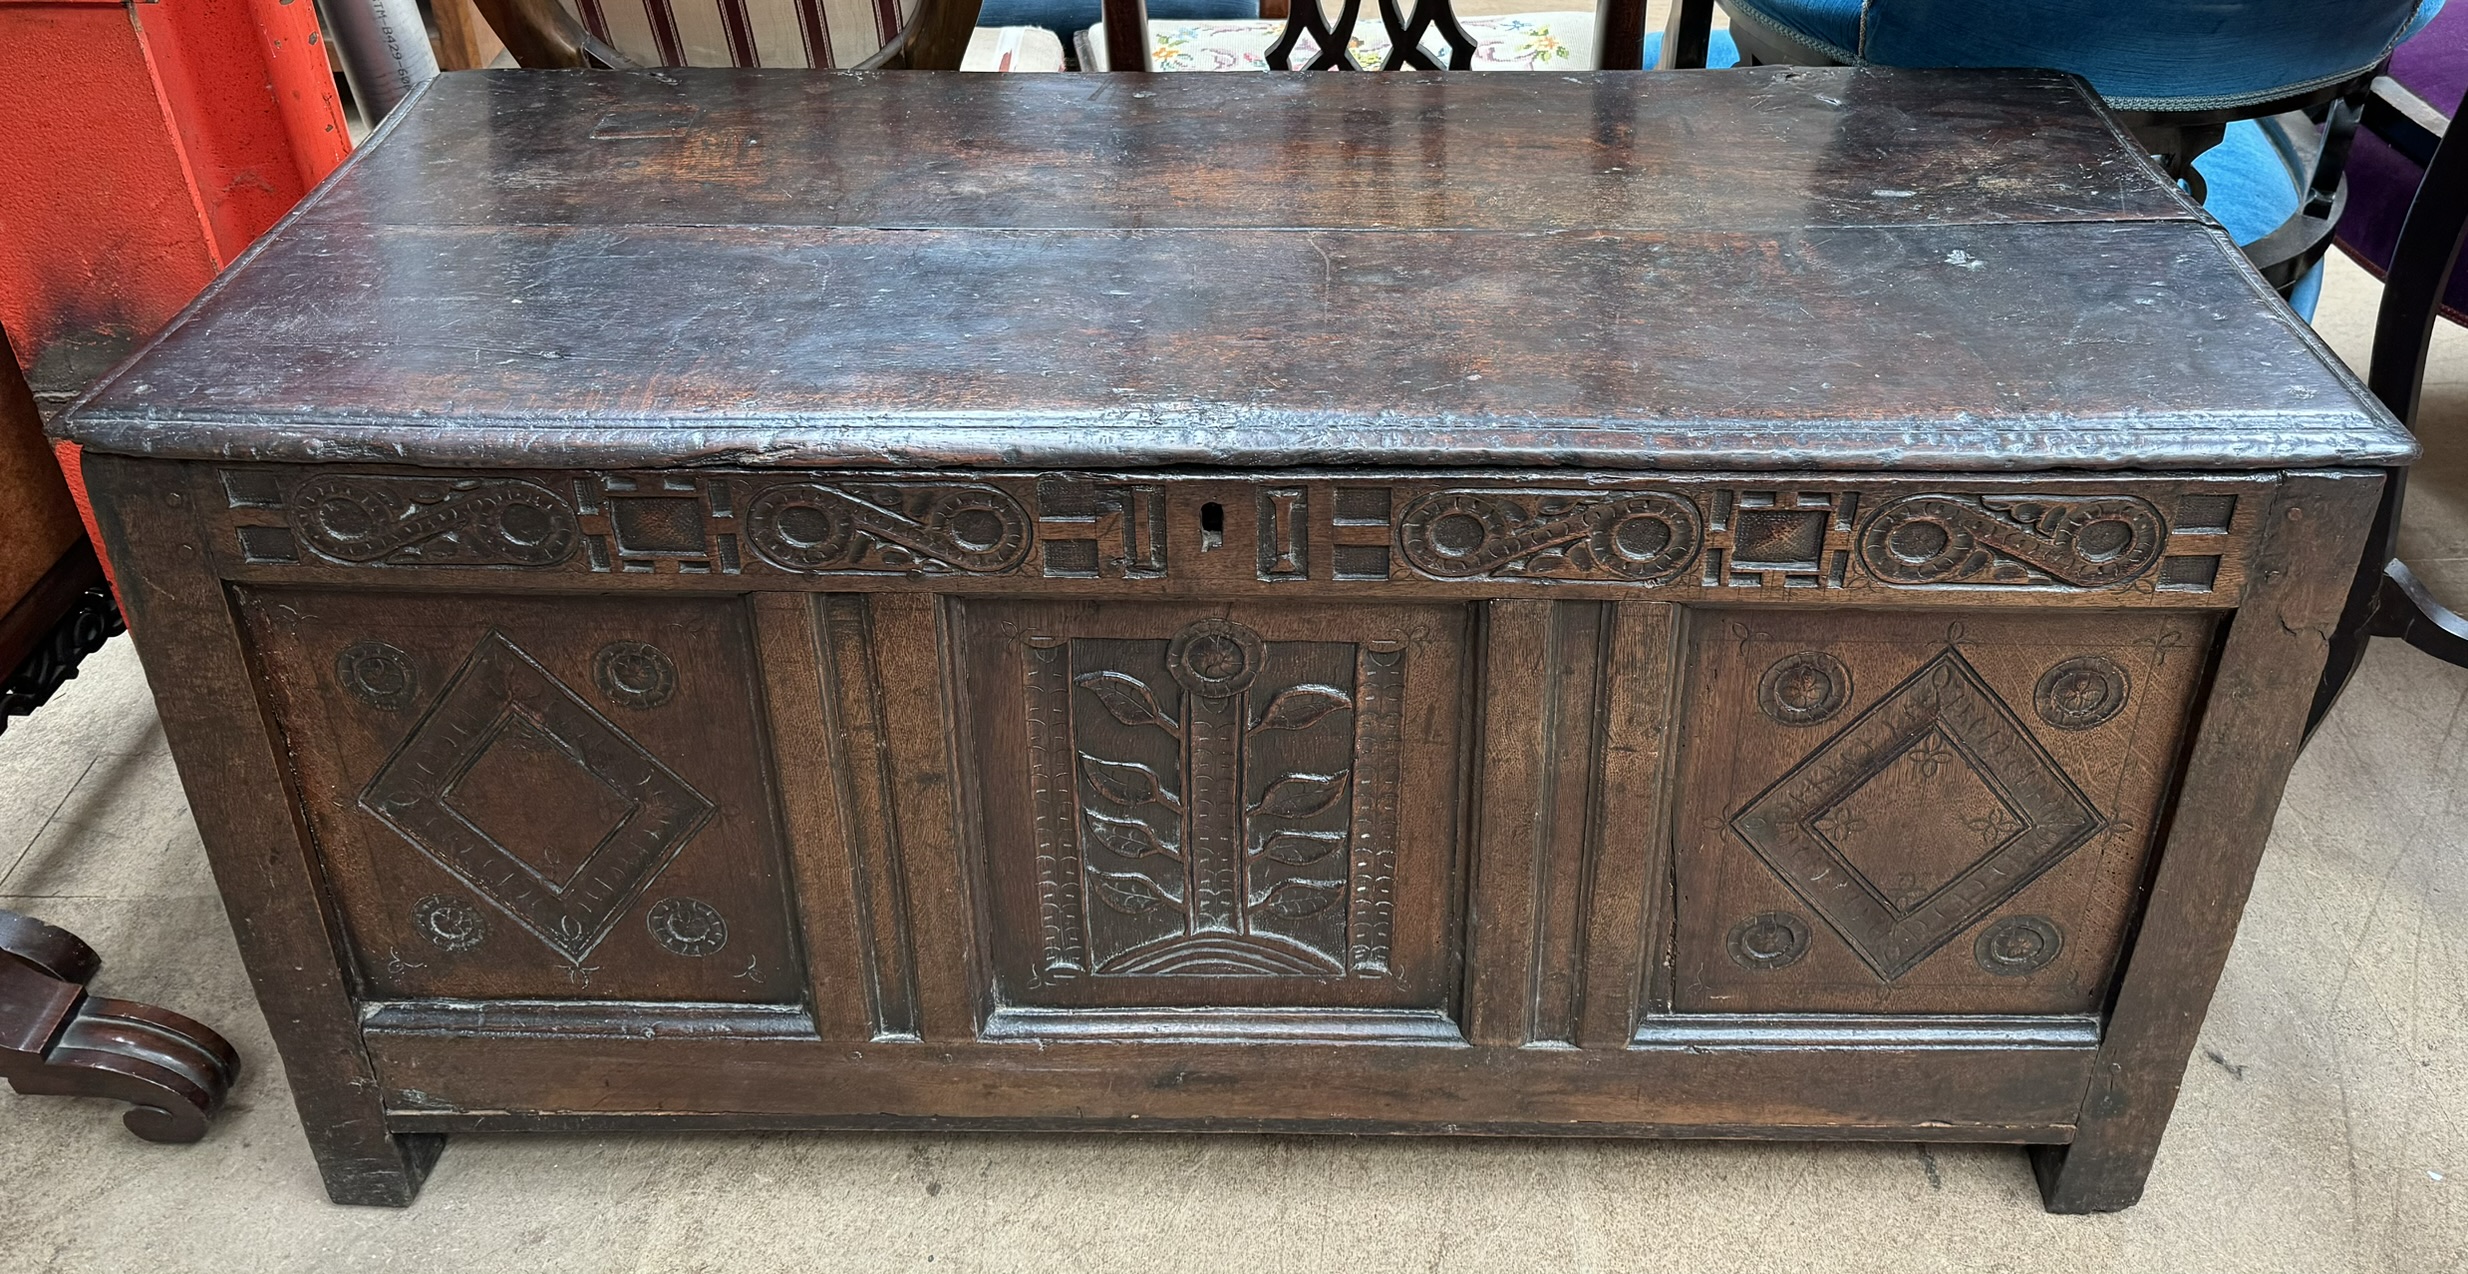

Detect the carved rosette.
xmin=289 ymin=474 xmax=581 ymax=566
xmin=1857 ymin=494 xmax=2165 ymax=588
xmin=412 ymin=894 xmax=488 ymax=952
xmin=1975 ymin=915 xmax=2063 ymax=976
xmin=336 ymin=641 xmax=419 ymax=711
xmin=2034 ymin=655 xmax=2129 ymax=730
xmin=745 ymin=482 xmax=1031 ymax=575
xmin=1395 ymin=490 xmax=1702 ymax=584
xmin=1727 ymin=912 xmax=1810 ymax=970
xmin=646 ymin=897 xmax=728 ymax=957
xmin=595 ymin=640 xmax=678 ymax=710
xmin=1757 ymin=652 xmax=1851 ymax=726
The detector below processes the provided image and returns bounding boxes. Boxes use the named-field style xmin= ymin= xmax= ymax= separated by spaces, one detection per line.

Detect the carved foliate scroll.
xmin=1395 ymin=490 xmax=1702 ymax=584
xmin=289 ymin=475 xmax=581 ymax=567
xmin=745 ymin=481 xmax=1031 ymax=575
xmin=1023 ymin=618 xmax=1404 ymax=978
xmin=1857 ymin=494 xmax=2166 ymax=588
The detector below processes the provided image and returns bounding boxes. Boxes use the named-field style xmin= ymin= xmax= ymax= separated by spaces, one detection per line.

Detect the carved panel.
xmin=1033 ymin=618 xmax=1391 ymax=976
xmin=1729 ymin=647 xmax=2104 ymax=981
xmin=1671 ymin=609 xmax=2216 ymax=1014
xmin=361 ymin=630 xmax=716 ymax=963
xmin=235 ymin=589 xmax=802 ymax=1003
xmin=964 ymin=601 xmax=1468 ymax=1015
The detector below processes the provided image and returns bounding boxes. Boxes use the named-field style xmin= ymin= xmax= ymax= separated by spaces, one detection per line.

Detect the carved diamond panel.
xmin=236 ymin=589 xmax=800 ymax=1004
xmin=1671 ymin=609 xmax=2217 ymax=1015
xmin=1731 ymin=649 xmax=2104 ymax=981
xmin=360 ymin=630 xmax=716 ymax=963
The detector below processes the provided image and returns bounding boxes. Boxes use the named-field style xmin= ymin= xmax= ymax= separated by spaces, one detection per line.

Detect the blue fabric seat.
xmin=1720 ymin=0 xmax=2444 ymax=111
xmin=982 ymin=0 xmax=1256 ymax=36
xmin=2195 ymin=118 xmax=2326 ymax=318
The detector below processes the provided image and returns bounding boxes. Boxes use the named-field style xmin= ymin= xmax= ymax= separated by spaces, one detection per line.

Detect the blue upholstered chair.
xmin=1656 ymin=0 xmax=2449 ymax=319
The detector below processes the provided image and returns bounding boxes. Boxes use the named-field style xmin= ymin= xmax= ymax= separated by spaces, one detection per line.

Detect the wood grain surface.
xmin=56 ymin=69 xmax=2411 ymax=474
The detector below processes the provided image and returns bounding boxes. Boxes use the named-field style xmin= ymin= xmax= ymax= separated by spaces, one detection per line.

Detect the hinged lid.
xmin=57 ymin=67 xmax=2413 ymax=473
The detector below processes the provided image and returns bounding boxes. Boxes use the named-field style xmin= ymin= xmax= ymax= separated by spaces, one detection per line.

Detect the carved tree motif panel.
xmin=235 ymin=588 xmax=801 ymax=1003
xmin=1668 ymin=608 xmax=2216 ymax=1015
xmin=961 ymin=601 xmax=1469 ymax=1014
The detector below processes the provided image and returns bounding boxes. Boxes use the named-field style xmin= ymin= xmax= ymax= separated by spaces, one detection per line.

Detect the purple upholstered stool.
xmin=2340 ymin=1 xmax=2468 ymax=322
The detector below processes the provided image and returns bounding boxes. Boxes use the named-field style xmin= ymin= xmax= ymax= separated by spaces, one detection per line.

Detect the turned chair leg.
xmin=0 ymin=909 xmax=239 ymax=1142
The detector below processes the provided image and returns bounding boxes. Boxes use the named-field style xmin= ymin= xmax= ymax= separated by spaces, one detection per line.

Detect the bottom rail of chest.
xmin=360 ymin=1018 xmax=2097 ymax=1141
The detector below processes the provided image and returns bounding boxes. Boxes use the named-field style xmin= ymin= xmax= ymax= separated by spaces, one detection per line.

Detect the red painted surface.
xmin=2 ymin=0 xmax=350 ymax=595
xmin=0 ymin=0 xmax=351 ymax=374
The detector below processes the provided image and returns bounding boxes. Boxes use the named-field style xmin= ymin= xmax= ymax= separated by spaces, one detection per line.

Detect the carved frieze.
xmin=216 ymin=468 xmax=2246 ymax=598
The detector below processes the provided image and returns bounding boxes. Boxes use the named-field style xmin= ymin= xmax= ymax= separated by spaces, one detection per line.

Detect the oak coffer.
xmin=55 ymin=66 xmax=2412 ymax=1213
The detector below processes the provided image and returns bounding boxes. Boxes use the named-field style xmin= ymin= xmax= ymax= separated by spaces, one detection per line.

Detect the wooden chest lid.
xmin=57 ymin=67 xmax=2412 ymax=473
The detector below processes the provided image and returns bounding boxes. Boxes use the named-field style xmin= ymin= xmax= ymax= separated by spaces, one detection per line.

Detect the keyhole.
xmin=1200 ymin=502 xmax=1224 ymax=552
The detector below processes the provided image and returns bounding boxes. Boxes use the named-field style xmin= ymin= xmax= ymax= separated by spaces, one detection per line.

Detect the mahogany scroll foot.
xmin=0 ymin=909 xmax=240 ymax=1142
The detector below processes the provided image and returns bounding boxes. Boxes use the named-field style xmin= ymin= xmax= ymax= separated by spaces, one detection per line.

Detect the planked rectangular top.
xmin=60 ymin=67 xmax=2412 ymax=472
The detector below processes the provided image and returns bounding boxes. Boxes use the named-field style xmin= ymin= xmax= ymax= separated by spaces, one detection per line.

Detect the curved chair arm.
xmin=863 ymin=0 xmax=986 ymax=69
xmin=469 ymin=0 xmax=640 ymax=67
xmin=2366 ymin=73 xmax=2449 ymax=166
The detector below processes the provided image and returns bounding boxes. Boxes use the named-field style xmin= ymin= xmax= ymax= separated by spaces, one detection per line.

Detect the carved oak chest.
xmin=56 ymin=67 xmax=2412 ymax=1212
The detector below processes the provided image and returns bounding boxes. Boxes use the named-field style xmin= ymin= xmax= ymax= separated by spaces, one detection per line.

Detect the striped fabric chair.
xmin=474 ymin=0 xmax=1066 ymax=69
xmin=566 ymin=0 xmax=962 ymax=65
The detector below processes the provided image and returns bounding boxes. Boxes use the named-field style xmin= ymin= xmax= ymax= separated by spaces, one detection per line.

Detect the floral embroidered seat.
xmin=1079 ymin=11 xmax=1594 ymax=70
